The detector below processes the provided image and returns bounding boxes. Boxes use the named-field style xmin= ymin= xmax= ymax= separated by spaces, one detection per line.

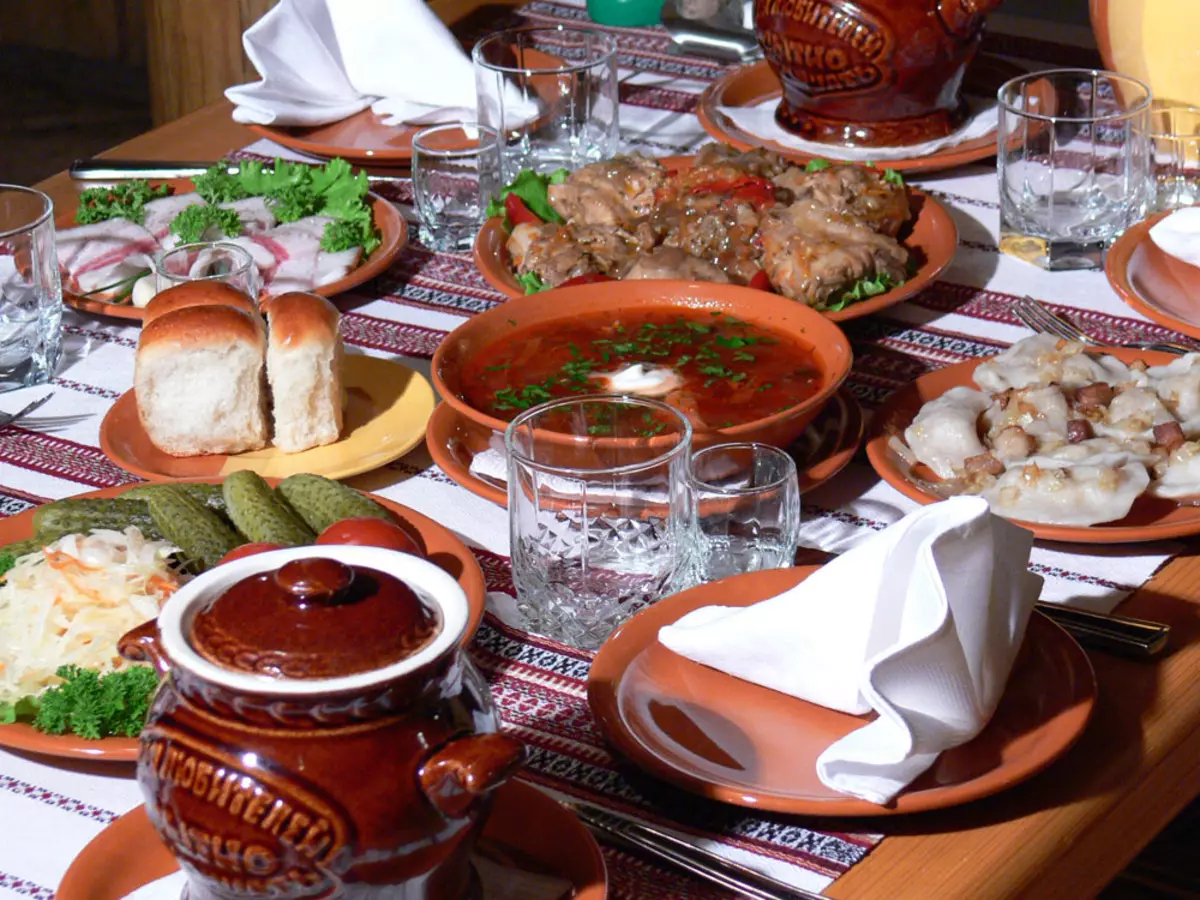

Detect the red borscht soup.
xmin=460 ymin=309 xmax=823 ymax=429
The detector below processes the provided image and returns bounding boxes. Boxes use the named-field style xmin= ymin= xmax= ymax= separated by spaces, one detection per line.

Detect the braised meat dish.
xmin=504 ymin=143 xmax=912 ymax=310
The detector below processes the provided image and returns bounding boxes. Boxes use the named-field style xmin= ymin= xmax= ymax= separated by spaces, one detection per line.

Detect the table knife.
xmin=1034 ymin=603 xmax=1169 ymax=659
xmin=560 ymin=797 xmax=824 ymax=900
xmin=68 ymin=158 xmax=410 ymax=183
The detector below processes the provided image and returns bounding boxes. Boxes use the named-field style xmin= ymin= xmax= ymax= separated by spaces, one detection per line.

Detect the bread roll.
xmin=143 ymin=281 xmax=259 ymax=325
xmin=135 ymin=305 xmax=268 ymax=456
xmin=260 ymin=292 xmax=343 ymax=453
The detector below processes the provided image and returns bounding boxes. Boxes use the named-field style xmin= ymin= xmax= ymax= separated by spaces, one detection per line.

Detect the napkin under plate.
xmin=658 ymin=496 xmax=1043 ymax=804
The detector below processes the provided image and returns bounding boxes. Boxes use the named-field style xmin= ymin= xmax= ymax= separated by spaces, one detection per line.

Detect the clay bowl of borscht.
xmin=431 ymin=280 xmax=853 ymax=455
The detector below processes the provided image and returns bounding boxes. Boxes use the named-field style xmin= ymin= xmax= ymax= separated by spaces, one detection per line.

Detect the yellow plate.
xmin=100 ymin=355 xmax=434 ymax=481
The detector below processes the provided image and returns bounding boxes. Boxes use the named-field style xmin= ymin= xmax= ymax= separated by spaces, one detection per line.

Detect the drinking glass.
xmin=0 ymin=186 xmax=62 ymax=392
xmin=1141 ymin=103 xmax=1200 ymax=212
xmin=687 ymin=443 xmax=800 ymax=584
xmin=155 ymin=241 xmax=260 ymax=298
xmin=473 ymin=26 xmax=619 ymax=179
xmin=506 ymin=395 xmax=693 ymax=650
xmin=411 ymin=123 xmax=501 ymax=252
xmin=997 ymin=68 xmax=1152 ymax=271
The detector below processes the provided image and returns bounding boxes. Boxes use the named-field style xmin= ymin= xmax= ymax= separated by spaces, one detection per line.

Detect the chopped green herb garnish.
xmin=169 ymin=204 xmax=242 ymax=244
xmin=804 ymin=159 xmax=832 ymax=172
xmin=28 ymin=665 xmax=158 ymax=740
xmin=75 ymin=180 xmax=170 ymax=225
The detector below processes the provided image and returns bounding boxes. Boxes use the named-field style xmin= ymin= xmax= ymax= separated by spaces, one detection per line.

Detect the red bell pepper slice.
xmin=558 ymin=273 xmax=615 ymax=288
xmin=748 ymin=269 xmax=773 ymax=292
xmin=504 ymin=193 xmax=543 ymax=226
xmin=689 ymin=175 xmax=777 ymax=210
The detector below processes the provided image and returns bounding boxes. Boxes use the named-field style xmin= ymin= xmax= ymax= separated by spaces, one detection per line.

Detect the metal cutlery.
xmin=1015 ymin=295 xmax=1199 ymax=356
xmin=0 ymin=394 xmax=53 ymax=430
xmin=1034 ymin=603 xmax=1169 ymax=659
xmin=561 ymin=796 xmax=824 ymax=900
xmin=660 ymin=0 xmax=763 ymax=63
xmin=69 ymin=158 xmax=410 ymax=183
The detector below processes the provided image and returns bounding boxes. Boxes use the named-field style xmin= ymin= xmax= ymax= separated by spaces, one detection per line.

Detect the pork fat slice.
xmin=56 ymin=219 xmax=158 ymax=294
xmin=142 ymin=194 xmax=206 ymax=240
xmin=260 ymin=217 xmax=361 ymax=293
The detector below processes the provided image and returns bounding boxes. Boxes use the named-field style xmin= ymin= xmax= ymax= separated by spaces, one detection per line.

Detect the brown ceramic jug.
xmin=118 ymin=545 xmax=526 ymax=900
xmin=755 ymin=0 xmax=1005 ymax=146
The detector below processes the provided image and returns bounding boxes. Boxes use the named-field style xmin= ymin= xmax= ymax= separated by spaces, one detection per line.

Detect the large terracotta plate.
xmin=474 ymin=168 xmax=958 ymax=325
xmin=247 ymin=110 xmax=422 ymax=167
xmin=1106 ymin=208 xmax=1200 ymax=342
xmin=0 ymin=480 xmax=487 ymax=763
xmin=696 ymin=58 xmax=1023 ymax=174
xmin=864 ymin=349 xmax=1200 ymax=543
xmin=56 ymin=178 xmax=406 ymax=322
xmin=427 ymin=385 xmax=865 ymax=507
xmin=57 ymin=780 xmax=607 ymax=899
xmin=588 ymin=566 xmax=1096 ymax=817
xmin=100 ymin=355 xmax=434 ymax=482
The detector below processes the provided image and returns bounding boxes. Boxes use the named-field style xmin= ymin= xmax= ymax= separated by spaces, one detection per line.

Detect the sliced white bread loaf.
xmin=135 ymin=305 xmax=269 ymax=456
xmin=260 ymin=292 xmax=344 ymax=454
xmin=143 ymin=280 xmax=260 ymax=326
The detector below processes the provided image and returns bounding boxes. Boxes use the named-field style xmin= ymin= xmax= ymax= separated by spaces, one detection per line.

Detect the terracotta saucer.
xmin=1106 ymin=208 xmax=1200 ymax=341
xmin=56 ymin=779 xmax=606 ymax=899
xmin=864 ymin=348 xmax=1200 ymax=543
xmin=100 ymin=355 xmax=434 ymax=482
xmin=474 ymin=168 xmax=958 ymax=325
xmin=246 ymin=110 xmax=422 ymax=167
xmin=426 ymin=385 xmax=865 ymax=508
xmin=0 ymin=479 xmax=487 ymax=763
xmin=56 ymin=179 xmax=406 ymax=322
xmin=588 ymin=566 xmax=1096 ymax=817
xmin=696 ymin=57 xmax=1023 ymax=174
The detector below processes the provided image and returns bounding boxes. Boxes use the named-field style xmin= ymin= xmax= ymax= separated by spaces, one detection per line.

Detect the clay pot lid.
xmin=188 ymin=557 xmax=442 ymax=679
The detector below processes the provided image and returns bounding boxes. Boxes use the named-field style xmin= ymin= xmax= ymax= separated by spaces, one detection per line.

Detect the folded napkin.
xmin=716 ymin=98 xmax=999 ymax=161
xmin=658 ymin=496 xmax=1043 ymax=804
xmin=1149 ymin=206 xmax=1200 ymax=268
xmin=226 ymin=0 xmax=479 ymax=127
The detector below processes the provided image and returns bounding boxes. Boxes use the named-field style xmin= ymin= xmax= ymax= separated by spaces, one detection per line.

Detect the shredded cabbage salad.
xmin=0 ymin=528 xmax=181 ymax=704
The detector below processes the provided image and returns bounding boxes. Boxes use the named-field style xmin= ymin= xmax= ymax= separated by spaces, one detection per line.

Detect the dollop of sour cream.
xmin=590 ymin=364 xmax=682 ymax=397
xmin=1150 ymin=206 xmax=1200 ymax=269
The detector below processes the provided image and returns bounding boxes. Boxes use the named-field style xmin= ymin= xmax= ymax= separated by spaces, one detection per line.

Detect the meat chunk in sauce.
xmin=625 ymin=247 xmax=731 ymax=282
xmin=773 ymin=164 xmax=911 ymax=238
xmin=509 ymin=222 xmax=644 ymax=287
xmin=758 ymin=202 xmax=909 ymax=307
xmin=548 ymin=156 xmax=668 ymax=227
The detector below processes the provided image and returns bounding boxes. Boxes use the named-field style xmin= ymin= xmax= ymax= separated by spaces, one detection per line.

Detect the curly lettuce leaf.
xmin=819 ymin=272 xmax=900 ymax=312
xmin=517 ymin=271 xmax=549 ymax=294
xmin=486 ymin=168 xmax=571 ymax=225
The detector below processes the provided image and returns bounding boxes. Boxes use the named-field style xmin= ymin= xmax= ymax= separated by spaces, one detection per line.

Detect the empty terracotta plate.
xmin=100 ymin=355 xmax=434 ymax=482
xmin=426 ymin=385 xmax=865 ymax=507
xmin=474 ymin=160 xmax=957 ymax=323
xmin=588 ymin=566 xmax=1096 ymax=817
xmin=56 ymin=179 xmax=407 ymax=322
xmin=1106 ymin=208 xmax=1200 ymax=342
xmin=696 ymin=58 xmax=1023 ymax=174
xmin=247 ymin=110 xmax=423 ymax=167
xmin=56 ymin=780 xmax=607 ymax=899
xmin=0 ymin=480 xmax=487 ymax=763
xmin=864 ymin=349 xmax=1200 ymax=543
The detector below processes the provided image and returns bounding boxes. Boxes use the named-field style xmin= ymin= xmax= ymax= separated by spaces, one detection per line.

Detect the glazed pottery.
xmin=1090 ymin=0 xmax=1200 ymax=107
xmin=754 ymin=0 xmax=1005 ymax=146
xmin=118 ymin=545 xmax=526 ymax=900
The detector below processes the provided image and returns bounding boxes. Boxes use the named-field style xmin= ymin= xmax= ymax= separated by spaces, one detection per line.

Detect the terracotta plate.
xmin=863 ymin=349 xmax=1200 ymax=543
xmin=0 ymin=480 xmax=487 ymax=763
xmin=246 ymin=110 xmax=423 ymax=167
xmin=1106 ymin=208 xmax=1200 ymax=341
xmin=696 ymin=58 xmax=1024 ymax=174
xmin=426 ymin=385 xmax=865 ymax=508
xmin=56 ymin=178 xmax=406 ymax=322
xmin=100 ymin=355 xmax=434 ymax=482
xmin=588 ymin=566 xmax=1096 ymax=817
xmin=57 ymin=780 xmax=606 ymax=899
xmin=474 ymin=171 xmax=957 ymax=325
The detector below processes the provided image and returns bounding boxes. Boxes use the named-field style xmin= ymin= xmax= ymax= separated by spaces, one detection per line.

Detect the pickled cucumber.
xmin=146 ymin=486 xmax=241 ymax=572
xmin=0 ymin=538 xmax=45 ymax=560
xmin=126 ymin=482 xmax=227 ymax=513
xmin=276 ymin=474 xmax=392 ymax=534
xmin=32 ymin=499 xmax=163 ymax=544
xmin=222 ymin=471 xmax=315 ymax=546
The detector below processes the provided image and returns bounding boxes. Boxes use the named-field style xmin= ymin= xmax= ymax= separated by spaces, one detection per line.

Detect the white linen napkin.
xmin=226 ymin=0 xmax=480 ymax=127
xmin=658 ymin=495 xmax=1043 ymax=805
xmin=716 ymin=98 xmax=999 ymax=161
xmin=1149 ymin=206 xmax=1200 ymax=268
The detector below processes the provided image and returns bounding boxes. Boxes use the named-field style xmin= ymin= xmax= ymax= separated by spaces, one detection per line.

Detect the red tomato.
xmin=315 ymin=517 xmax=425 ymax=556
xmin=504 ymin=193 xmax=542 ymax=226
xmin=558 ymin=273 xmax=614 ymax=288
xmin=748 ymin=269 xmax=773 ymax=292
xmin=218 ymin=542 xmax=284 ymax=566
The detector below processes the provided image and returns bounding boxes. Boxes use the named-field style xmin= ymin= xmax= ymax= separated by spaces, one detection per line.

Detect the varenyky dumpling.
xmin=983 ymin=459 xmax=1150 ymax=526
xmin=981 ymin=385 xmax=1070 ymax=453
xmin=903 ymin=386 xmax=990 ymax=479
xmin=973 ymin=334 xmax=1147 ymax=394
xmin=1152 ymin=442 xmax=1200 ymax=499
xmin=1092 ymin=386 xmax=1177 ymax=442
xmin=1148 ymin=355 xmax=1200 ymax=435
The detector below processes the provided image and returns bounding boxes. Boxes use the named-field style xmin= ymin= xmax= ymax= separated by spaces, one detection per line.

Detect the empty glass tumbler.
xmin=997 ymin=68 xmax=1152 ymax=271
xmin=474 ymin=26 xmax=619 ymax=179
xmin=1142 ymin=103 xmax=1200 ymax=212
xmin=0 ymin=186 xmax=62 ymax=392
xmin=411 ymin=123 xmax=501 ymax=251
xmin=687 ymin=442 xmax=801 ymax=584
xmin=506 ymin=395 xmax=693 ymax=650
xmin=155 ymin=241 xmax=260 ymax=298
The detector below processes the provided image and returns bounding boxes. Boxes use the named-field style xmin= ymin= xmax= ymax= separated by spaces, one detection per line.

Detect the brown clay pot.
xmin=755 ymin=0 xmax=1006 ymax=146
xmin=118 ymin=546 xmax=526 ymax=900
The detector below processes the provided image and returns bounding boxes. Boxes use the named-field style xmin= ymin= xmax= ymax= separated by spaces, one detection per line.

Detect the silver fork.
xmin=1015 ymin=296 xmax=1198 ymax=356
xmin=0 ymin=394 xmax=53 ymax=429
